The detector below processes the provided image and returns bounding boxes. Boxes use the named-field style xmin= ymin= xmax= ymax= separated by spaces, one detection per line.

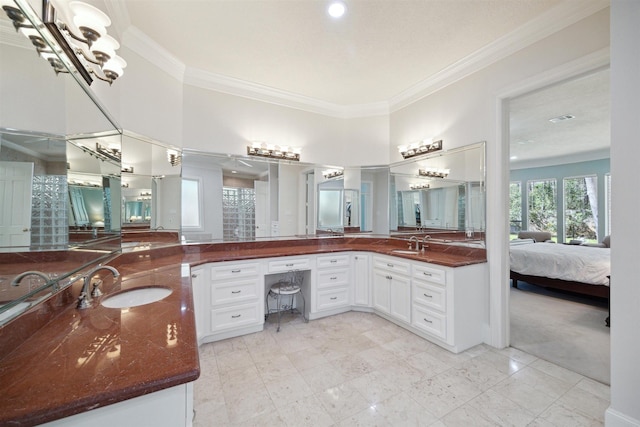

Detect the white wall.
xmin=607 ymin=1 xmax=640 ymax=425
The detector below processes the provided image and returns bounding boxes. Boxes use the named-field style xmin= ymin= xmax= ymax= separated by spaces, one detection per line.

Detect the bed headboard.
xmin=517 ymin=231 xmax=552 ymax=242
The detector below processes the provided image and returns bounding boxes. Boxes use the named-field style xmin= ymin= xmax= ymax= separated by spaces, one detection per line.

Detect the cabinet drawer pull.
xmin=423 ymin=318 xmax=433 ymax=323
xmin=330 ymin=259 xmax=337 ymax=263
xmin=386 ymin=275 xmax=392 ymax=280
xmin=231 ymin=269 xmax=241 ymax=273
xmin=286 ymin=263 xmax=294 ymax=267
xmin=191 ymin=274 xmax=198 ymax=278
xmin=423 ymin=272 xmax=433 ymax=276
xmin=231 ymin=290 xmax=241 ymax=294
xmin=231 ymin=314 xmax=242 ymax=318
xmin=387 ymin=263 xmax=394 ymax=268
xmin=330 ymin=297 xmax=338 ymax=300
xmin=423 ymin=293 xmax=432 ymax=298
xmin=330 ymin=276 xmax=338 ymax=280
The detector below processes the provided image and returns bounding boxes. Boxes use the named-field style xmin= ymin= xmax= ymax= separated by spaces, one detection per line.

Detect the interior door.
xmin=0 ymin=161 xmax=33 ymax=247
xmin=254 ymin=180 xmax=269 ymax=238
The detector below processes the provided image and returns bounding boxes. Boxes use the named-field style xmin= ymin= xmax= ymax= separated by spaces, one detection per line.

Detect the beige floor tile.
xmin=373 ymin=391 xmax=439 ymax=426
xmin=330 ymin=353 xmax=376 ymax=381
xmin=441 ymin=403 xmax=498 ymax=426
xmin=381 ymin=333 xmax=434 ymax=359
xmin=211 ymin=336 xmax=248 ymax=355
xmin=557 ymin=386 xmax=610 ymax=422
xmin=317 ymin=382 xmax=371 ymax=422
xmin=450 ymin=358 xmax=509 ymax=391
xmin=215 ymin=348 xmax=255 ymax=373
xmin=377 ymin=358 xmax=426 ymax=390
xmin=224 ymin=388 xmax=277 ymax=424
xmin=255 ymin=353 xmax=298 ymax=383
xmin=193 ymin=399 xmax=230 ymax=427
xmin=337 ymin=406 xmax=391 ymax=427
xmin=231 ymin=410 xmax=287 ymax=427
xmin=300 ymin=361 xmax=349 ymax=393
xmin=409 ymin=373 xmax=482 ymax=418
xmin=405 ymin=350 xmax=453 ymax=378
xmin=491 ymin=376 xmax=557 ymax=416
xmin=287 ymin=346 xmax=331 ymax=371
xmin=574 ymin=377 xmax=610 ymax=401
xmin=265 ymin=374 xmax=315 ymax=408
xmin=276 ymin=394 xmax=335 ymax=427
xmin=497 ymin=346 xmax=539 ymax=365
xmin=529 ymin=358 xmax=584 ymax=386
xmin=348 ymin=370 xmax=403 ymax=404
xmin=539 ymin=401 xmax=603 ymax=427
xmin=509 ymin=366 xmax=575 ymax=399
xmin=467 ymin=389 xmax=536 ymax=426
xmin=474 ymin=349 xmax=528 ymax=375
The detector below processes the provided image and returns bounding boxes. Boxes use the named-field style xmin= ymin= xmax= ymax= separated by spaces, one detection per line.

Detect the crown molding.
xmin=388 ymin=0 xmax=610 ymax=112
xmin=510 ymin=147 xmax=610 ymax=170
xmin=122 ymin=26 xmax=185 ymax=81
xmin=119 ymin=0 xmax=608 ymax=118
xmin=103 ymin=0 xmax=131 ymax=42
xmin=184 ymin=67 xmax=389 ymax=119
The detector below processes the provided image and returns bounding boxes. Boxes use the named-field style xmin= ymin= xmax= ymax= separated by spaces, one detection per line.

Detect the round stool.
xmin=265 ymin=273 xmax=307 ymax=332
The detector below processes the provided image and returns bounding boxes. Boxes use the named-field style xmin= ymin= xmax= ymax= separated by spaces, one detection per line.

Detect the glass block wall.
xmin=222 ymin=187 xmax=255 ymax=241
xmin=31 ymin=175 xmax=68 ymax=248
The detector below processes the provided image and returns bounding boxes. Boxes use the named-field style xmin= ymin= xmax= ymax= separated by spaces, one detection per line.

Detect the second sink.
xmin=101 ymin=287 xmax=172 ymax=309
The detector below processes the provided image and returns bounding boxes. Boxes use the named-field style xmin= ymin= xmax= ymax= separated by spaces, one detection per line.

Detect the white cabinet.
xmin=372 ymin=256 xmax=411 ymax=324
xmin=410 ymin=261 xmax=487 ymax=353
xmin=352 ymin=253 xmax=370 ymax=308
xmin=312 ymin=253 xmax=351 ymax=319
xmin=197 ymin=261 xmax=264 ymax=344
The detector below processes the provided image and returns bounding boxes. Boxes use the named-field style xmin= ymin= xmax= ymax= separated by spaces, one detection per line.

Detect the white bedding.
xmin=510 ymin=241 xmax=610 ymax=286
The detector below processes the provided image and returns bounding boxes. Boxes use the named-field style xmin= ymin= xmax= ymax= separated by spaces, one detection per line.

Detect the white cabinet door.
xmin=190 ymin=266 xmax=209 ymax=342
xmin=352 ymin=253 xmax=370 ymax=307
xmin=389 ymin=274 xmax=411 ymax=324
xmin=372 ymin=268 xmax=391 ymax=314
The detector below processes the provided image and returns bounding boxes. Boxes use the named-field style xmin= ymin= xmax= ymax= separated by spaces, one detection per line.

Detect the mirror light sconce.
xmin=419 ymin=167 xmax=450 ymax=179
xmin=167 ymin=149 xmax=182 ymax=166
xmin=96 ymin=142 xmax=121 ymax=161
xmin=121 ymin=165 xmax=134 ymax=173
xmin=398 ymin=139 xmax=443 ymax=159
xmin=322 ymin=169 xmax=343 ymax=179
xmin=1 ymin=0 xmax=127 ymax=85
xmin=247 ymin=142 xmax=301 ymax=161
xmin=410 ymin=183 xmax=430 ymax=190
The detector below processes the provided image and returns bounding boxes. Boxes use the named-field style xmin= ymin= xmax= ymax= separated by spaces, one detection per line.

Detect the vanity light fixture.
xmin=167 ymin=149 xmax=181 ymax=166
xmin=410 ymin=183 xmax=430 ymax=190
xmin=419 ymin=167 xmax=450 ymax=179
xmin=96 ymin=142 xmax=121 ymax=162
xmin=1 ymin=0 xmax=126 ymax=85
xmin=322 ymin=169 xmax=343 ymax=179
xmin=121 ymin=166 xmax=134 ymax=173
xmin=398 ymin=139 xmax=443 ymax=159
xmin=247 ymin=142 xmax=301 ymax=161
xmin=121 ymin=183 xmax=129 ymax=188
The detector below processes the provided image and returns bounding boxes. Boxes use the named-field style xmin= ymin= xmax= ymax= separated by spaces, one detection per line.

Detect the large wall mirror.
xmin=0 ymin=1 xmax=123 ymax=323
xmin=389 ymin=141 xmax=486 ymax=244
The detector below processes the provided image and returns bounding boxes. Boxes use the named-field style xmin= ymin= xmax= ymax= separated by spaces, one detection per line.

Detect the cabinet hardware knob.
xmin=23 ymin=228 xmax=30 ymax=232
xmin=424 ymin=318 xmax=433 ymax=323
xmin=191 ymin=274 xmax=198 ymax=278
xmin=423 ymin=293 xmax=432 ymax=298
xmin=387 ymin=263 xmax=394 ymax=267
xmin=286 ymin=263 xmax=294 ymax=267
xmin=330 ymin=259 xmax=337 ymax=263
xmin=231 ymin=290 xmax=241 ymax=294
xmin=386 ymin=275 xmax=392 ymax=280
xmin=330 ymin=276 xmax=337 ymax=280
xmin=330 ymin=297 xmax=338 ymax=300
xmin=423 ymin=272 xmax=432 ymax=276
xmin=231 ymin=269 xmax=241 ymax=273
xmin=231 ymin=314 xmax=241 ymax=318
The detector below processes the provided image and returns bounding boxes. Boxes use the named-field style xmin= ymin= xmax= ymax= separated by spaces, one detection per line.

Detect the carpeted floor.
xmin=509 ymin=281 xmax=610 ymax=385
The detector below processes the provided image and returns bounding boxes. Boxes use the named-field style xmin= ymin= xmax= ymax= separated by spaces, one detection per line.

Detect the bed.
xmin=510 ymin=232 xmax=610 ymax=325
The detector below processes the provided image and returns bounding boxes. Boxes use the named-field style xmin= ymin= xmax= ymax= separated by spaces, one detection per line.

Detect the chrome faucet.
xmin=11 ymin=271 xmax=57 ymax=291
xmin=409 ymin=235 xmax=419 ymax=251
xmin=77 ymin=265 xmax=120 ymax=309
xmin=421 ymin=235 xmax=431 ymax=252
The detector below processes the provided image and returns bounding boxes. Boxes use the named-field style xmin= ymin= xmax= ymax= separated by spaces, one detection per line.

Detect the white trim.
xmin=122 ymin=26 xmax=186 ymax=82
xmin=605 ymin=408 xmax=640 ymax=427
xmin=492 ymin=49 xmax=610 ymax=350
xmin=0 ymin=20 xmax=30 ymax=49
xmin=510 ymin=147 xmax=610 ymax=170
xmin=118 ymin=0 xmax=608 ymax=118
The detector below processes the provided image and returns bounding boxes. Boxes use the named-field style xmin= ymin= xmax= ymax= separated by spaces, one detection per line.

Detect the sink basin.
xmin=101 ymin=287 xmax=172 ymax=309
xmin=391 ymin=249 xmax=420 ymax=255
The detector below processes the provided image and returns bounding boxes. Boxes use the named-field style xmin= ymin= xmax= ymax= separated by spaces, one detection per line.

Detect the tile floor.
xmin=193 ymin=311 xmax=610 ymax=426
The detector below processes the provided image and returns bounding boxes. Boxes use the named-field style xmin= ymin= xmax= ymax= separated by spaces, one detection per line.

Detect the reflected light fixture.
xmin=418 ymin=167 xmax=450 ymax=179
xmin=322 ymin=169 xmax=343 ymax=179
xmin=247 ymin=142 xmax=301 ymax=161
xmin=96 ymin=142 xmax=121 ymax=162
xmin=1 ymin=0 xmax=126 ymax=85
xmin=121 ymin=165 xmax=134 ymax=173
xmin=167 ymin=149 xmax=182 ymax=166
xmin=398 ymin=139 xmax=443 ymax=159
xmin=328 ymin=1 xmax=346 ymax=18
xmin=410 ymin=183 xmax=430 ymax=190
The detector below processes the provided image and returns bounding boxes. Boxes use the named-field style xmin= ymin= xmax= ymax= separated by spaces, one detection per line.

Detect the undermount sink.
xmin=391 ymin=249 xmax=420 ymax=255
xmin=101 ymin=287 xmax=172 ymax=309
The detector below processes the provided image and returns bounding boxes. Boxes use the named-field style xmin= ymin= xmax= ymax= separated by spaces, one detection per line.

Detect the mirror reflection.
xmin=389 ymin=141 xmax=486 ymax=242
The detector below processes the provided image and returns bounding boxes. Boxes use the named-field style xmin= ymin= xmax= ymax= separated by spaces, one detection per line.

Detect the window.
xmin=509 ymin=181 xmax=522 ymax=235
xmin=527 ymin=179 xmax=557 ymax=236
xmin=564 ymin=175 xmax=598 ymax=242
xmin=222 ymin=187 xmax=255 ymax=241
xmin=181 ymin=178 xmax=202 ymax=229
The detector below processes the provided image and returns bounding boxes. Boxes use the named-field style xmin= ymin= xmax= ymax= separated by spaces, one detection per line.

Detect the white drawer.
xmin=211 ymin=278 xmax=259 ymax=306
xmin=412 ymin=281 xmax=446 ymax=312
xmin=211 ymin=262 xmax=260 ymax=280
xmin=268 ymin=257 xmax=311 ymax=272
xmin=317 ymin=267 xmax=349 ymax=289
xmin=211 ymin=302 xmax=261 ymax=332
xmin=317 ymin=254 xmax=350 ymax=268
xmin=413 ymin=264 xmax=446 ymax=285
xmin=412 ymin=304 xmax=447 ymax=341
xmin=316 ymin=287 xmax=350 ymax=311
xmin=373 ymin=256 xmax=410 ymax=276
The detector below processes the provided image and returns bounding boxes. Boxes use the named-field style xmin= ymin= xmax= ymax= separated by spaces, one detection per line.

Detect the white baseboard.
xmin=605 ymin=408 xmax=640 ymax=427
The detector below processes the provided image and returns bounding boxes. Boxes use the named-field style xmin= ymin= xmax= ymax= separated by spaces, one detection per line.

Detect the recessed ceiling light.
xmin=549 ymin=114 xmax=575 ymax=123
xmin=328 ymin=1 xmax=346 ymax=18
xmin=231 ymin=170 xmax=237 ymax=174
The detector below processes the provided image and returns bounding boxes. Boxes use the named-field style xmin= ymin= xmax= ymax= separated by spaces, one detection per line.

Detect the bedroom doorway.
xmin=506 ymin=67 xmax=611 ymax=385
